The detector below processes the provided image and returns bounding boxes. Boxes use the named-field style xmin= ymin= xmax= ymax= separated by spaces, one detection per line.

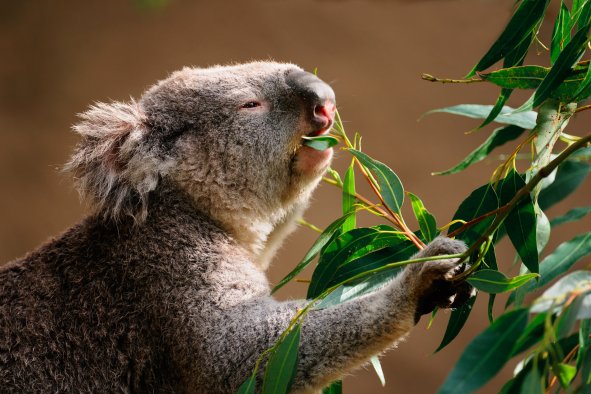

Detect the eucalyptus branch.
xmin=421 ymin=73 xmax=484 ymax=84
xmin=453 ymin=132 xmax=591 ymax=281
xmin=575 ymin=103 xmax=591 ymax=113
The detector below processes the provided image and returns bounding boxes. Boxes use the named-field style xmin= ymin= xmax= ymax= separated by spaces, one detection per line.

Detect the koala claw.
xmin=404 ymin=236 xmax=474 ymax=323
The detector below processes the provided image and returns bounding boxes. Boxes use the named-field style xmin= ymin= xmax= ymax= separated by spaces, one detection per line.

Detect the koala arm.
xmin=195 ymin=237 xmax=468 ymax=393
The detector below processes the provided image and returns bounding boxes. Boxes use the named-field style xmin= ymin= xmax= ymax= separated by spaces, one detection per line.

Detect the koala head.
xmin=66 ymin=62 xmax=336 ymax=261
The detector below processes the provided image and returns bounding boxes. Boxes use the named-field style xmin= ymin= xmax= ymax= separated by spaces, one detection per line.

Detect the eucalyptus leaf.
xmin=438 ymin=309 xmax=529 ymax=394
xmin=302 ymin=135 xmax=339 ymax=151
xmin=466 ymin=0 xmax=550 ymax=77
xmin=530 ymin=271 xmax=591 ymax=316
xmin=501 ymin=170 xmax=539 ymax=273
xmin=577 ymin=319 xmax=591 ymax=376
xmin=520 ymin=363 xmax=544 ymax=394
xmin=237 ymin=375 xmax=256 ymax=394
xmin=511 ymin=313 xmax=547 ymax=356
xmin=535 ymin=205 xmax=550 ymax=255
xmin=423 ymin=104 xmax=537 ymax=129
xmin=326 ymin=238 xmax=415 ymax=287
xmin=478 ymin=32 xmax=533 ymax=129
xmin=435 ymin=295 xmax=477 ymax=352
xmin=433 ymin=125 xmax=525 ymax=175
xmin=467 ymin=269 xmax=538 ymax=294
xmin=551 ymin=2 xmax=572 ymax=64
xmin=322 ymin=381 xmax=342 ymax=394
xmin=508 ymin=232 xmax=591 ymax=305
xmin=408 ymin=192 xmax=438 ymax=242
xmin=539 ymin=161 xmax=591 ymax=210
xmin=348 ymin=149 xmax=405 ymax=215
xmin=448 ymin=183 xmax=499 ymax=246
xmin=370 ymin=356 xmax=386 ymax=386
xmin=555 ymin=363 xmax=577 ymax=388
xmin=272 ymin=211 xmax=356 ymax=294
xmin=550 ymin=206 xmax=591 ymax=227
xmin=481 ymin=64 xmax=590 ymax=101
xmin=307 ymin=227 xmax=409 ymax=298
xmin=262 ymin=323 xmax=301 ymax=394
xmin=342 ymin=163 xmax=356 ymax=233
xmin=557 ymin=294 xmax=585 ymax=339
xmin=316 ymin=266 xmax=404 ymax=309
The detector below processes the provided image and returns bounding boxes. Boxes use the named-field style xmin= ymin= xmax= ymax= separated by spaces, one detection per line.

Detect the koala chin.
xmin=0 ymin=61 xmax=472 ymax=393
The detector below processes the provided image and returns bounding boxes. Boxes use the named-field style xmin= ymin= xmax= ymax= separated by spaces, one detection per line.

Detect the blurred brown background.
xmin=1 ymin=1 xmax=589 ymax=392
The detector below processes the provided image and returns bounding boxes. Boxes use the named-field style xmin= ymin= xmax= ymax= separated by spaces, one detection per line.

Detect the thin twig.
xmin=421 ymin=73 xmax=484 ymax=84
xmin=575 ymin=104 xmax=591 ymax=113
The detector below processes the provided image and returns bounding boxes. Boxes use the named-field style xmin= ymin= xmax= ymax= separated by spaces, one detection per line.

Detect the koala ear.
xmin=65 ymin=100 xmax=172 ymax=224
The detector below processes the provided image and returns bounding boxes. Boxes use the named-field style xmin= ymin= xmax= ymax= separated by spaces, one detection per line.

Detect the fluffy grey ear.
xmin=65 ymin=100 xmax=172 ymax=223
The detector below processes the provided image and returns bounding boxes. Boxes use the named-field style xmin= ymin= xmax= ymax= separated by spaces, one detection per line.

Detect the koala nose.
xmin=286 ymin=70 xmax=336 ymax=130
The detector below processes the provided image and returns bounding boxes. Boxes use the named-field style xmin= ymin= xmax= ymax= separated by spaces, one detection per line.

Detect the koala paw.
xmin=404 ymin=237 xmax=475 ymax=323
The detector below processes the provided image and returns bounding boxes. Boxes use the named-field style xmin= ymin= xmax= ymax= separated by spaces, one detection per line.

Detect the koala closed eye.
xmin=240 ymin=101 xmax=262 ymax=109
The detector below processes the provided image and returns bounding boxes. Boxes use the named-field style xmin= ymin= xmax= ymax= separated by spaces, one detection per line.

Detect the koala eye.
xmin=240 ymin=101 xmax=262 ymax=109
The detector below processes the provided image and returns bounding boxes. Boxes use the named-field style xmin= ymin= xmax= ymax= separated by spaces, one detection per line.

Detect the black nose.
xmin=286 ymin=70 xmax=336 ymax=129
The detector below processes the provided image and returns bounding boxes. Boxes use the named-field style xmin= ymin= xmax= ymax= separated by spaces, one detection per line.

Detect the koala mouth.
xmin=305 ymin=124 xmax=332 ymax=138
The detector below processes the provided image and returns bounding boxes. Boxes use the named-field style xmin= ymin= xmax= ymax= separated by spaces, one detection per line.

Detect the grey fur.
xmin=1 ymin=62 xmax=470 ymax=393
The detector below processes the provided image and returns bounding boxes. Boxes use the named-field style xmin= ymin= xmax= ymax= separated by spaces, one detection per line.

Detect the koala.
xmin=0 ymin=61 xmax=472 ymax=393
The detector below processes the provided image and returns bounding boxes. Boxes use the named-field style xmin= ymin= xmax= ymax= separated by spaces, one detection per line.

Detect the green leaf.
xmin=438 ymin=308 xmax=529 ymax=394
xmin=555 ymin=363 xmax=577 ymax=388
xmin=501 ymin=170 xmax=539 ymax=273
xmin=307 ymin=227 xmax=410 ymax=298
xmin=508 ymin=232 xmax=591 ymax=305
xmin=511 ymin=312 xmax=547 ymax=356
xmin=484 ymin=245 xmax=498 ymax=322
xmin=571 ymin=145 xmax=591 ymax=160
xmin=478 ymin=32 xmax=534 ymax=129
xmin=262 ymin=323 xmax=301 ymax=394
xmin=448 ymin=183 xmax=499 ymax=246
xmin=370 ymin=356 xmax=386 ymax=386
xmin=575 ymin=62 xmax=591 ymax=101
xmin=435 ymin=294 xmax=477 ymax=352
xmin=530 ymin=271 xmax=591 ymax=316
xmin=433 ymin=125 xmax=525 ymax=175
xmin=348 ymin=149 xmax=405 ymax=215
xmin=499 ymin=359 xmax=536 ymax=394
xmin=302 ymin=135 xmax=339 ymax=151
xmin=424 ymin=104 xmax=537 ymax=129
xmin=325 ymin=237 xmax=416 ymax=287
xmin=557 ymin=294 xmax=585 ymax=339
xmin=408 ymin=192 xmax=438 ymax=242
xmin=466 ymin=0 xmax=550 ymax=77
xmin=535 ymin=204 xmax=550 ymax=255
xmin=272 ymin=211 xmax=356 ymax=294
xmin=481 ymin=64 xmax=591 ymax=101
xmin=342 ymin=163 xmax=356 ymax=233
xmin=322 ymin=381 xmax=342 ymax=394
xmin=467 ymin=269 xmax=538 ymax=294
xmin=520 ymin=362 xmax=544 ymax=394
xmin=481 ymin=65 xmax=549 ymax=89
xmin=577 ymin=319 xmax=591 ymax=378
xmin=515 ymin=26 xmax=591 ymax=111
xmin=551 ymin=2 xmax=572 ymax=64
xmin=316 ymin=266 xmax=405 ymax=309
xmin=237 ymin=375 xmax=256 ymax=394
xmin=576 ymin=0 xmax=591 ymax=31
xmin=539 ymin=161 xmax=591 ymax=210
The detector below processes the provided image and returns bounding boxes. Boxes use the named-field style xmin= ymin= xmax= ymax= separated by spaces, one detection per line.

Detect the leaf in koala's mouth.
xmin=302 ymin=135 xmax=339 ymax=151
